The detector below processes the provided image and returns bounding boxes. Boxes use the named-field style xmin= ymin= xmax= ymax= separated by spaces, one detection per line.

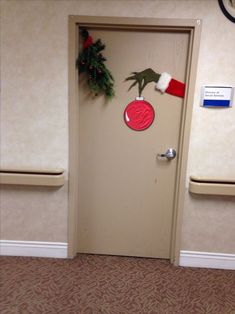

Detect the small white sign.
xmin=201 ymin=86 xmax=234 ymax=107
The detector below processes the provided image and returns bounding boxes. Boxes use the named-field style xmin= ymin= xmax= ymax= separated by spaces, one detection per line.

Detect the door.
xmin=77 ymin=27 xmax=189 ymax=258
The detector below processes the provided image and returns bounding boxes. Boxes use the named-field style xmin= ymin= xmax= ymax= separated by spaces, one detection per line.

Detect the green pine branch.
xmin=77 ymin=29 xmax=115 ymax=99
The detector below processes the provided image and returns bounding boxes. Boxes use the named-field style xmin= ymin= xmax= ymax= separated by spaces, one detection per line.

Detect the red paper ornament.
xmin=124 ymin=97 xmax=155 ymax=131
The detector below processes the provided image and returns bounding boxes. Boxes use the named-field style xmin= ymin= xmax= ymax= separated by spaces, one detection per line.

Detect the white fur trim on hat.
xmin=156 ymin=72 xmax=172 ymax=93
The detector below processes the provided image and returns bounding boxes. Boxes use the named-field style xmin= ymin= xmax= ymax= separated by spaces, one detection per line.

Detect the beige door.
xmin=77 ymin=28 xmax=189 ymax=258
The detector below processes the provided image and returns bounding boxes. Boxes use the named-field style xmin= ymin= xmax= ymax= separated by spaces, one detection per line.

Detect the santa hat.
xmin=156 ymin=72 xmax=185 ymax=98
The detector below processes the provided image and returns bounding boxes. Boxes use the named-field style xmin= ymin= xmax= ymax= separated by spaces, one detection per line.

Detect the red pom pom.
xmin=83 ymin=36 xmax=93 ymax=49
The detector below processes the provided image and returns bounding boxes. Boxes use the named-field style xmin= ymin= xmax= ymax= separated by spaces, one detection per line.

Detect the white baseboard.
xmin=180 ymin=250 xmax=235 ymax=270
xmin=1 ymin=243 xmax=234 ymax=268
xmin=0 ymin=240 xmax=68 ymax=258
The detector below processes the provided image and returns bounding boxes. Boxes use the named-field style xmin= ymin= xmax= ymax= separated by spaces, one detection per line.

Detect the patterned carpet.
xmin=0 ymin=254 xmax=234 ymax=314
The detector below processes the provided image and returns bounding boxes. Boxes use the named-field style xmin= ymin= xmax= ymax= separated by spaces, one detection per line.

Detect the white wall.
xmin=1 ymin=0 xmax=235 ymax=254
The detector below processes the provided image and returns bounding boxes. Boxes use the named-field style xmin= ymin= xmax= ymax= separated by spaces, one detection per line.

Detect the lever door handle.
xmin=157 ymin=148 xmax=177 ymax=160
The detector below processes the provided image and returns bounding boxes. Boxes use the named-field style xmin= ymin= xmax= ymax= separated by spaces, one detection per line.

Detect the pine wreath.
xmin=77 ymin=29 xmax=115 ymax=99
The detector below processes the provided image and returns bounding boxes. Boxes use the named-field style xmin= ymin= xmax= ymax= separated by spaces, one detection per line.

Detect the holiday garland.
xmin=77 ymin=29 xmax=115 ymax=99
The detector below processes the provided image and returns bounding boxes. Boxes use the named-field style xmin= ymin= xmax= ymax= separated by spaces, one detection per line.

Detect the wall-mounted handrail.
xmin=0 ymin=168 xmax=65 ymax=187
xmin=189 ymin=175 xmax=235 ymax=196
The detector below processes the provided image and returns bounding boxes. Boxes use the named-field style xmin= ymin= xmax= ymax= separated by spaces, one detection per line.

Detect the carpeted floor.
xmin=0 ymin=254 xmax=234 ymax=314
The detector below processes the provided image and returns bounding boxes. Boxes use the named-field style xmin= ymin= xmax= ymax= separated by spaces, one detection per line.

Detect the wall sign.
xmin=201 ymin=86 xmax=234 ymax=107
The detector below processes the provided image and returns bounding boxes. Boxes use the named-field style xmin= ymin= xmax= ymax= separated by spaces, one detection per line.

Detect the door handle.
xmin=157 ymin=148 xmax=177 ymax=160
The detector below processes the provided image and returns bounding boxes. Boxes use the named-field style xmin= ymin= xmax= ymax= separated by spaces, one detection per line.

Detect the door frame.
xmin=68 ymin=15 xmax=201 ymax=264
